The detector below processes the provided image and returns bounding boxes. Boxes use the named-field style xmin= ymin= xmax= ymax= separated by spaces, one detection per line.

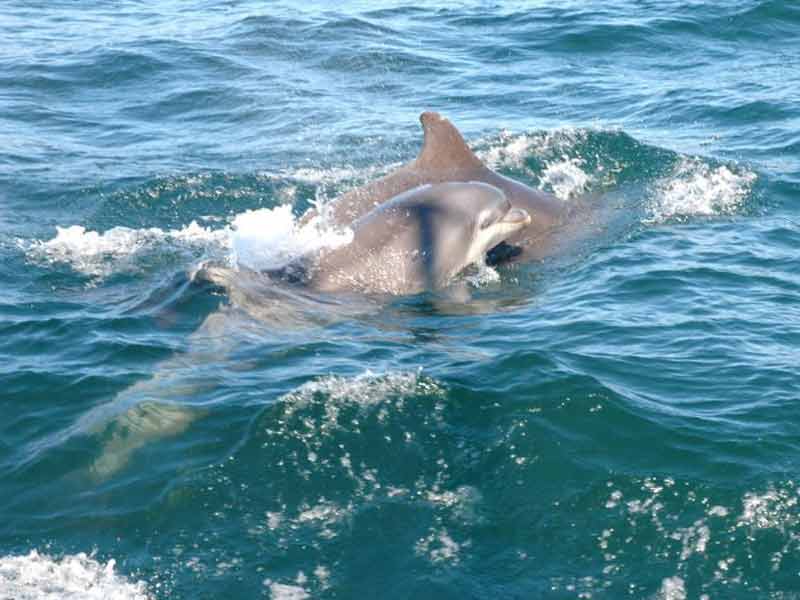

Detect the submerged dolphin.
xmin=279 ymin=181 xmax=530 ymax=295
xmin=305 ymin=112 xmax=592 ymax=263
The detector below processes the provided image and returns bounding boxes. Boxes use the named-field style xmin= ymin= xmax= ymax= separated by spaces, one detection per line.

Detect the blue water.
xmin=1 ymin=1 xmax=799 ymax=598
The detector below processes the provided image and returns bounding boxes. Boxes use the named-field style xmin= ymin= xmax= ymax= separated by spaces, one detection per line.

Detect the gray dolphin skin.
xmin=298 ymin=181 xmax=530 ymax=295
xmin=305 ymin=111 xmax=591 ymax=263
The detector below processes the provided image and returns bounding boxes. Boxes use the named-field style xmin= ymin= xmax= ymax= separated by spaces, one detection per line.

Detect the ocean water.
xmin=1 ymin=1 xmax=799 ymax=598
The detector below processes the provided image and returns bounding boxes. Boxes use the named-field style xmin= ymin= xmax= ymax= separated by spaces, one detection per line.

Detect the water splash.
xmin=477 ymin=128 xmax=596 ymax=199
xmin=23 ymin=203 xmax=352 ymax=281
xmin=24 ymin=222 xmax=229 ymax=278
xmin=263 ymin=579 xmax=310 ymax=600
xmin=648 ymin=157 xmax=757 ymax=222
xmin=228 ymin=205 xmax=352 ymax=271
xmin=539 ymin=155 xmax=591 ymax=200
xmin=0 ymin=550 xmax=151 ymax=600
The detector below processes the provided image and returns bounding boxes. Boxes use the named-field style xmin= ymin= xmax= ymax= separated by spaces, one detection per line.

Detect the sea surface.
xmin=1 ymin=1 xmax=799 ymax=598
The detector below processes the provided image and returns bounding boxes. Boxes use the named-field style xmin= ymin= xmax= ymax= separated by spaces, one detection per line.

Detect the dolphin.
xmin=78 ymin=182 xmax=528 ymax=480
xmin=304 ymin=111 xmax=592 ymax=263
xmin=282 ymin=181 xmax=530 ymax=295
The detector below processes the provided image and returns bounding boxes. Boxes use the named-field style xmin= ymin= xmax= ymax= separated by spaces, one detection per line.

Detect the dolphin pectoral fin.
xmin=415 ymin=112 xmax=484 ymax=172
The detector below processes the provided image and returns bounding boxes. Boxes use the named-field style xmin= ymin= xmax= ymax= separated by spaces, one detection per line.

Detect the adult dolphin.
xmin=306 ymin=112 xmax=592 ymax=263
xmin=280 ymin=181 xmax=530 ymax=295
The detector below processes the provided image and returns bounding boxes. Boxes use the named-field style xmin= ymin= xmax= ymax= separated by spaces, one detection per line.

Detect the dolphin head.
xmin=425 ymin=182 xmax=530 ymax=270
xmin=309 ymin=182 xmax=531 ymax=295
xmin=472 ymin=189 xmax=532 ymax=258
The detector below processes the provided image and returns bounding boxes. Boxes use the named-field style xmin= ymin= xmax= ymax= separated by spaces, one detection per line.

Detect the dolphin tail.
xmin=415 ymin=112 xmax=484 ymax=171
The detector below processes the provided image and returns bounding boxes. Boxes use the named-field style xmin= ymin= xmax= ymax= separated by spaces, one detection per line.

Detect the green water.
xmin=1 ymin=1 xmax=799 ymax=598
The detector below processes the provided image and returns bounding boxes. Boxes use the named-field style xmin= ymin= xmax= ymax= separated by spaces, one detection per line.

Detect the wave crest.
xmin=0 ymin=550 xmax=151 ymax=600
xmin=23 ymin=203 xmax=352 ymax=281
xmin=648 ymin=157 xmax=757 ymax=222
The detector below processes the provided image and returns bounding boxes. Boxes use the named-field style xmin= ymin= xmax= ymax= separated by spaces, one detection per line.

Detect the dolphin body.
xmin=79 ymin=182 xmax=529 ymax=481
xmin=79 ymin=116 xmax=582 ymax=481
xmin=307 ymin=111 xmax=590 ymax=263
xmin=280 ymin=181 xmax=530 ymax=295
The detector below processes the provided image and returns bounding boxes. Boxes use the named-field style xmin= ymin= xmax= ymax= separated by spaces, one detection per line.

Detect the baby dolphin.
xmin=297 ymin=181 xmax=530 ymax=295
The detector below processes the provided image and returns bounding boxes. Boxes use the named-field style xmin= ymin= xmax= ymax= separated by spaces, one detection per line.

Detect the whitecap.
xmin=648 ymin=157 xmax=757 ymax=222
xmin=477 ymin=128 xmax=594 ymax=199
xmin=464 ymin=262 xmax=500 ymax=287
xmin=228 ymin=204 xmax=352 ymax=272
xmin=479 ymin=130 xmax=541 ymax=170
xmin=0 ymin=550 xmax=151 ymax=600
xmin=539 ymin=155 xmax=591 ymax=200
xmin=24 ymin=202 xmax=352 ymax=281
xmin=414 ymin=528 xmax=466 ymax=566
xmin=657 ymin=576 xmax=687 ymax=600
xmin=263 ymin=580 xmax=310 ymax=600
xmin=24 ymin=221 xmax=229 ymax=278
xmin=738 ymin=487 xmax=798 ymax=530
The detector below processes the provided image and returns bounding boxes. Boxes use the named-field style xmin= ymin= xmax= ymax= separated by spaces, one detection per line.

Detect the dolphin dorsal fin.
xmin=414 ymin=112 xmax=483 ymax=172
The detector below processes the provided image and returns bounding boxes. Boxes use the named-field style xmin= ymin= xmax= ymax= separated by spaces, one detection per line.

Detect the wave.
xmin=0 ymin=550 xmax=151 ymax=600
xmin=22 ymin=203 xmax=352 ymax=281
xmin=17 ymin=127 xmax=759 ymax=285
xmin=24 ymin=222 xmax=230 ymax=279
xmin=476 ymin=126 xmax=758 ymax=218
xmin=648 ymin=157 xmax=757 ymax=222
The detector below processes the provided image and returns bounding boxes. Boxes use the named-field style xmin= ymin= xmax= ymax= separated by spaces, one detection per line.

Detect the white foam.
xmin=257 ymin=162 xmax=399 ymax=187
xmin=261 ymin=567 xmax=337 ymax=600
xmin=280 ymin=369 xmax=444 ymax=415
xmin=256 ymin=163 xmax=399 ymax=206
xmin=657 ymin=576 xmax=686 ymax=600
xmin=25 ymin=222 xmax=229 ymax=278
xmin=649 ymin=157 xmax=757 ymax=222
xmin=264 ymin=581 xmax=309 ymax=600
xmin=708 ymin=505 xmax=729 ymax=517
xmin=605 ymin=489 xmax=623 ymax=509
xmin=673 ymin=519 xmax=711 ymax=560
xmin=24 ymin=203 xmax=352 ymax=280
xmin=0 ymin=550 xmax=151 ymax=600
xmin=425 ymin=485 xmax=483 ymax=524
xmin=539 ymin=156 xmax=590 ymax=200
xmin=313 ymin=566 xmax=330 ymax=590
xmin=228 ymin=205 xmax=352 ymax=271
xmin=266 ymin=511 xmax=283 ymax=531
xmin=285 ymin=165 xmax=375 ymax=186
xmin=464 ymin=262 xmax=500 ymax=287
xmin=414 ymin=528 xmax=465 ymax=566
xmin=597 ymin=478 xmax=800 ymax=594
xmin=297 ymin=501 xmax=347 ymax=525
xmin=477 ymin=128 xmax=593 ymax=200
xmin=257 ymin=371 xmax=447 ymax=548
xmin=479 ymin=131 xmax=540 ymax=170
xmin=738 ymin=488 xmax=797 ymax=530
